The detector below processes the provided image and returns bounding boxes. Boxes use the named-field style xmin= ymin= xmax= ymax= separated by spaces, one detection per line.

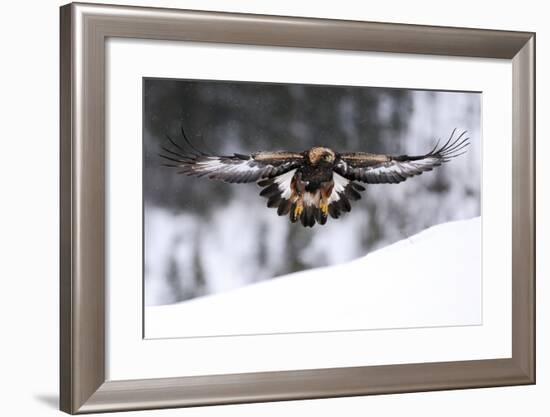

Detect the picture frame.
xmin=59 ymin=2 xmax=535 ymax=414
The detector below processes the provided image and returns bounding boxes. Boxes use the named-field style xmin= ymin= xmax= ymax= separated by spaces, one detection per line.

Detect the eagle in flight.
xmin=160 ymin=129 xmax=469 ymax=227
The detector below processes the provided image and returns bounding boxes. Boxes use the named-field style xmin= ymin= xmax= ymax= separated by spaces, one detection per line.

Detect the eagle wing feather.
xmin=160 ymin=133 xmax=303 ymax=184
xmin=334 ymin=129 xmax=470 ymax=184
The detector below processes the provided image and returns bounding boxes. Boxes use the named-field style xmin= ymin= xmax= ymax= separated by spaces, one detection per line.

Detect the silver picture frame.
xmin=60 ymin=2 xmax=535 ymax=414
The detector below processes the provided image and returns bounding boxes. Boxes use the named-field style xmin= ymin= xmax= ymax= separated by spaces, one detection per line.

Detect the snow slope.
xmin=145 ymin=217 xmax=481 ymax=338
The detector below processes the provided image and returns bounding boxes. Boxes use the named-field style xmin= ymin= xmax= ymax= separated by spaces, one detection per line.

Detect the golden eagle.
xmin=160 ymin=129 xmax=469 ymax=227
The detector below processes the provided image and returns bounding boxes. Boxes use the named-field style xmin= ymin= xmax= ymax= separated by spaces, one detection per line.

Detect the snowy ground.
xmin=145 ymin=217 xmax=481 ymax=339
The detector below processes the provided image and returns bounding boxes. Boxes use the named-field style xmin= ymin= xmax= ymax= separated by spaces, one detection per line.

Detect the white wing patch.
xmin=328 ymin=172 xmax=350 ymax=203
xmin=365 ymin=158 xmax=439 ymax=178
xmin=273 ymin=169 xmax=296 ymax=199
xmin=197 ymin=157 xmax=261 ymax=175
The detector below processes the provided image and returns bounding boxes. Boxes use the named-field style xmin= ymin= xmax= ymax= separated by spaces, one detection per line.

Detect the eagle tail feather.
xmin=301 ymin=205 xmax=316 ymax=228
xmin=260 ymin=171 xmax=364 ymax=226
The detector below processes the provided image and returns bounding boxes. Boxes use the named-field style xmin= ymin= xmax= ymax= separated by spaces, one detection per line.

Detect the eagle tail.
xmin=302 ymin=204 xmax=316 ymax=228
xmin=259 ymin=184 xmax=324 ymax=228
xmin=259 ymin=170 xmax=365 ymax=227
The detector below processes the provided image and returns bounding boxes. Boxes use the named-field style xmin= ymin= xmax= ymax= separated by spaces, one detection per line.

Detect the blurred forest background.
xmin=143 ymin=78 xmax=480 ymax=306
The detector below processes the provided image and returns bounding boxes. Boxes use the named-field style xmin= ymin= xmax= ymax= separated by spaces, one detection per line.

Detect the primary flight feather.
xmin=160 ymin=128 xmax=470 ymax=227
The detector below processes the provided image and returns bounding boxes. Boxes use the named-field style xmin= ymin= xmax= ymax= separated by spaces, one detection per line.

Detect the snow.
xmin=145 ymin=217 xmax=481 ymax=339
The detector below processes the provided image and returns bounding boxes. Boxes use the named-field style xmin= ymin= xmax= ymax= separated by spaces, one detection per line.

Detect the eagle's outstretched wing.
xmin=334 ymin=129 xmax=470 ymax=184
xmin=160 ymin=131 xmax=304 ymax=184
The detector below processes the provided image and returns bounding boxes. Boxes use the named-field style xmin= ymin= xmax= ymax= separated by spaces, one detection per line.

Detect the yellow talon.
xmin=320 ymin=203 xmax=329 ymax=216
xmin=294 ymin=205 xmax=303 ymax=217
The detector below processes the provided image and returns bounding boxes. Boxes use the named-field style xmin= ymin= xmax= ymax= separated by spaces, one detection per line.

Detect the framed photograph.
xmin=60 ymin=2 xmax=535 ymax=414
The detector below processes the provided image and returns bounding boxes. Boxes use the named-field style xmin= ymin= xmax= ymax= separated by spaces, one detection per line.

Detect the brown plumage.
xmin=160 ymin=128 xmax=470 ymax=227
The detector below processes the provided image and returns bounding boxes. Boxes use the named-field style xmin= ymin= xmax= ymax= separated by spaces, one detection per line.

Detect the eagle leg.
xmin=293 ymin=202 xmax=304 ymax=220
xmin=318 ymin=181 xmax=333 ymax=223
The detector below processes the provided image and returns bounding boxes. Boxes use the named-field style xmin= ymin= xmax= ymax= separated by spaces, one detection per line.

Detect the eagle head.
xmin=306 ymin=147 xmax=336 ymax=166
